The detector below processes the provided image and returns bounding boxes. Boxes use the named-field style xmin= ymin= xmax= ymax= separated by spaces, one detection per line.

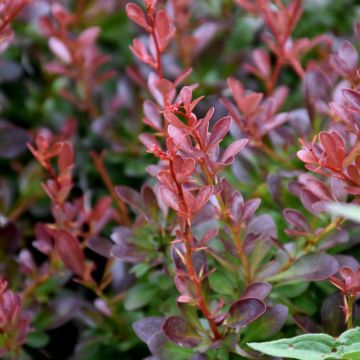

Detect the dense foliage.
xmin=0 ymin=0 xmax=360 ymax=359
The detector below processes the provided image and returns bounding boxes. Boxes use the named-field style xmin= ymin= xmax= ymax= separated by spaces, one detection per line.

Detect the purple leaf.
xmin=47 ymin=297 xmax=81 ymax=330
xmin=318 ymin=230 xmax=349 ymax=251
xmin=267 ymin=253 xmax=339 ymax=282
xmin=0 ymin=220 xmax=20 ymax=254
xmin=241 ymin=282 xmax=272 ymax=301
xmin=227 ymin=298 xmax=266 ymax=328
xmin=0 ymin=120 xmax=30 ymax=158
xmin=111 ymin=226 xmax=132 ymax=244
xmin=115 ymin=186 xmax=142 ymax=210
xmin=111 ymin=241 xmax=145 ymax=263
xmin=331 ymin=41 xmax=358 ymax=75
xmin=293 ymin=313 xmax=322 ymax=334
xmin=87 ymin=236 xmax=113 ymax=258
xmin=304 ymin=67 xmax=331 ymax=103
xmin=321 ymin=292 xmax=346 ymax=336
xmin=283 ymin=209 xmax=310 ymax=232
xmin=241 ymin=198 xmax=261 ymax=221
xmin=133 ymin=317 xmax=165 ymax=344
xmin=342 ymin=88 xmax=360 ymax=111
xmin=162 ymin=316 xmax=201 ymax=348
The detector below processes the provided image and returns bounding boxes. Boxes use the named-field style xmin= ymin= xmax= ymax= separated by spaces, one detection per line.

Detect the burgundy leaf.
xmin=162 ymin=316 xmax=201 ymax=348
xmin=227 ymin=298 xmax=266 ymax=328
xmin=58 ymin=141 xmax=74 ymax=173
xmin=321 ymin=292 xmax=346 ymax=336
xmin=293 ymin=313 xmax=322 ymax=333
xmin=55 ymin=230 xmax=85 ymax=277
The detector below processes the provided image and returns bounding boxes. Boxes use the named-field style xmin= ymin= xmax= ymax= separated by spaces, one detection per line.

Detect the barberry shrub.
xmin=0 ymin=0 xmax=359 ymax=359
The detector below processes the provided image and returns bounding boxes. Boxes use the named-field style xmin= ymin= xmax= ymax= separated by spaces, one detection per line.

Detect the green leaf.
xmin=274 ymin=281 xmax=309 ymax=299
xmin=248 ymin=327 xmax=360 ymax=360
xmin=209 ymin=269 xmax=236 ymax=296
xmin=241 ymin=304 xmax=288 ymax=343
xmin=26 ymin=331 xmax=50 ymax=348
xmin=124 ymin=283 xmax=156 ymax=310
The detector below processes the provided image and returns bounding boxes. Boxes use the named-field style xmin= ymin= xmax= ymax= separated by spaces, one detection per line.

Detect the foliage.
xmin=0 ymin=0 xmax=360 ymax=359
xmin=248 ymin=327 xmax=360 ymax=360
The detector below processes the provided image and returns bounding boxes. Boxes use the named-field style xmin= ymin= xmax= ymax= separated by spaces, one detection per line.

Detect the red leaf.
xmin=180 ymin=86 xmax=192 ymax=107
xmin=221 ymin=139 xmax=248 ymax=164
xmin=78 ymin=27 xmax=100 ymax=47
xmin=192 ymin=186 xmax=213 ymax=214
xmin=126 ymin=3 xmax=150 ymax=31
xmin=160 ymin=186 xmax=180 ymax=211
xmin=164 ymin=112 xmax=185 ymax=128
xmin=297 ymin=149 xmax=317 ymax=164
xmin=253 ymin=48 xmax=271 ymax=77
xmin=57 ymin=142 xmax=74 ymax=173
xmin=173 ymin=155 xmax=196 ymax=182
xmin=208 ymin=116 xmax=231 ymax=147
xmin=143 ymin=100 xmax=162 ymax=130
xmin=155 ymin=10 xmax=175 ymax=51
xmin=319 ymin=131 xmax=344 ymax=169
xmin=55 ymin=230 xmax=85 ymax=276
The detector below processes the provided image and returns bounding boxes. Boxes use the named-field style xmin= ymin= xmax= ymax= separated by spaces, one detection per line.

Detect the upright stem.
xmin=183 ymin=224 xmax=221 ymax=340
xmin=169 ymin=160 xmax=221 ymax=340
xmin=148 ymin=16 xmax=164 ymax=79
xmin=90 ymin=152 xmax=131 ymax=225
xmin=346 ymin=295 xmax=355 ymax=329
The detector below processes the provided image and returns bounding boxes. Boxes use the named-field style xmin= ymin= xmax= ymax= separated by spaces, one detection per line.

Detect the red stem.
xmin=169 ymin=159 xmax=221 ymax=340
